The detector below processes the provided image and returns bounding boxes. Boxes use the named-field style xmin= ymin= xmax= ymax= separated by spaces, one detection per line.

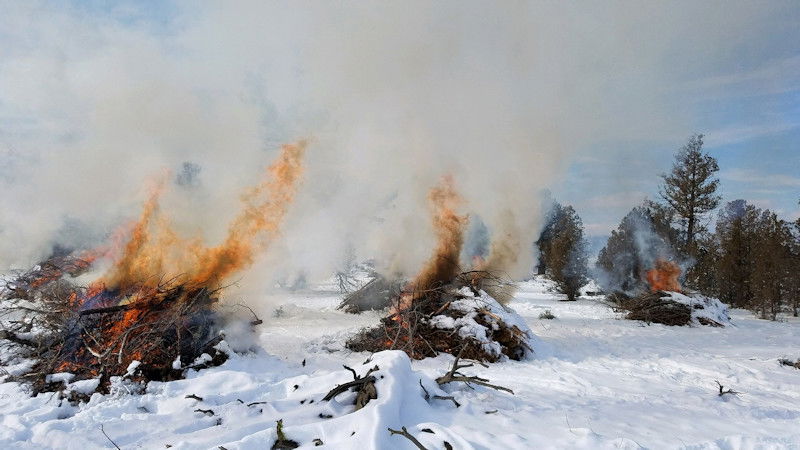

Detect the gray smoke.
xmin=0 ymin=1 xmax=789 ymax=296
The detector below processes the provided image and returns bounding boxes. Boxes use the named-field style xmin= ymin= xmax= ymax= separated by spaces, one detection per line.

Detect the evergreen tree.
xmin=535 ymin=201 xmax=563 ymax=275
xmin=659 ymin=134 xmax=721 ymax=251
xmin=713 ymin=200 xmax=759 ymax=307
xmin=546 ymin=205 xmax=589 ymax=301
xmin=596 ymin=203 xmax=679 ymax=293
xmin=750 ymin=211 xmax=792 ymax=320
xmin=688 ymin=229 xmax=719 ymax=296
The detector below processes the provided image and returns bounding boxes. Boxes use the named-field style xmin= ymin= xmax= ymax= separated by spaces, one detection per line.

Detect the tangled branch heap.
xmin=346 ymin=271 xmax=532 ymax=362
xmin=0 ymin=255 xmax=228 ymax=396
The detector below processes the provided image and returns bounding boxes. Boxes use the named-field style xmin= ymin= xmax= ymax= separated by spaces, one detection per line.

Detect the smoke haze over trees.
xmin=589 ymin=137 xmax=799 ymax=320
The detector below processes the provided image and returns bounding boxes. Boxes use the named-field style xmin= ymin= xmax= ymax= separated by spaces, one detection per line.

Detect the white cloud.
xmin=683 ymin=54 xmax=800 ymax=99
xmin=705 ymin=122 xmax=800 ymax=148
xmin=720 ymin=168 xmax=800 ymax=188
xmin=582 ymin=191 xmax=649 ymax=209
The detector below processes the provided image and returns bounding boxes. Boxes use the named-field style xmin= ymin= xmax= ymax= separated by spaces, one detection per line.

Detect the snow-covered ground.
xmin=2 ymin=277 xmax=799 ymax=449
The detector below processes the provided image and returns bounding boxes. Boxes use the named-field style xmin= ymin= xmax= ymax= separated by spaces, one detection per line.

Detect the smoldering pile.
xmin=344 ymin=178 xmax=534 ymax=362
xmin=610 ymin=290 xmax=730 ymax=327
xmin=337 ymin=274 xmax=404 ymax=314
xmin=608 ymin=260 xmax=730 ymax=327
xmin=345 ymin=271 xmax=533 ymax=362
xmin=0 ymin=142 xmax=306 ymax=398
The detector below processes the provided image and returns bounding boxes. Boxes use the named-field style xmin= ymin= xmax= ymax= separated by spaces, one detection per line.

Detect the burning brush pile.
xmin=0 ymin=142 xmax=306 ymax=396
xmin=346 ymin=178 xmax=534 ymax=362
xmin=609 ymin=259 xmax=730 ymax=327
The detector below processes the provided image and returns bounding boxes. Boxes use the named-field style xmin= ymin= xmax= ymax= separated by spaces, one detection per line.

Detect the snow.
xmin=67 ymin=379 xmax=100 ymax=395
xmin=428 ymin=287 xmax=536 ymax=360
xmin=125 ymin=361 xmax=141 ymax=377
xmin=44 ymin=373 xmax=74 ymax=385
xmin=664 ymin=291 xmax=732 ymax=326
xmin=1 ymin=275 xmax=799 ymax=449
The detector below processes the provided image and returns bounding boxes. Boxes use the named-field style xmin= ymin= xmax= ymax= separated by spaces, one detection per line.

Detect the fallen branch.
xmin=419 ymin=379 xmax=460 ymax=407
xmin=388 ymin=426 xmax=429 ymax=450
xmin=715 ymin=380 xmax=739 ymax=397
xmin=100 ymin=424 xmax=121 ymax=450
xmin=233 ymin=303 xmax=263 ymax=326
xmin=436 ymin=349 xmax=513 ymax=394
xmin=779 ymin=358 xmax=800 ymax=369
xmin=322 ymin=365 xmax=379 ymax=410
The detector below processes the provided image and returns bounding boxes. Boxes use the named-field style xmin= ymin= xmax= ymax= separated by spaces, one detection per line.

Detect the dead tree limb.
xmin=715 ymin=380 xmax=739 ymax=397
xmin=419 ymin=379 xmax=460 ymax=407
xmin=436 ymin=350 xmax=513 ymax=395
xmin=387 ymin=426 xmax=429 ymax=450
xmin=322 ymin=365 xmax=379 ymax=411
xmin=100 ymin=424 xmax=121 ymax=450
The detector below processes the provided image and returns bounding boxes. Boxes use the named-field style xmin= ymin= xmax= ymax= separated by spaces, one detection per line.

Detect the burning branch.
xmin=0 ymin=141 xmax=307 ymax=395
xmin=102 ymin=141 xmax=307 ymax=292
xmin=646 ymin=259 xmax=682 ymax=292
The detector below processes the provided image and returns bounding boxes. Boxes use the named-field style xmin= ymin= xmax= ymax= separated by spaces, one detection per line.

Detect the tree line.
xmin=535 ymin=134 xmax=800 ymax=319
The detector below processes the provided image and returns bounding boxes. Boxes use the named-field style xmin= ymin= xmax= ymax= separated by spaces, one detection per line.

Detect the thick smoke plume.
xmin=409 ymin=176 xmax=467 ymax=293
xmin=0 ymin=2 xmax=790 ymax=293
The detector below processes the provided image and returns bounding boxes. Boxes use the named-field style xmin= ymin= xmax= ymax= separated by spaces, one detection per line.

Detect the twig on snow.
xmin=100 ymin=424 xmax=121 ymax=450
xmin=387 ymin=426 xmax=429 ymax=450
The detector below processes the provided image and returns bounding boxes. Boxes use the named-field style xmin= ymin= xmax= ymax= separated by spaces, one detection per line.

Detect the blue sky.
xmin=555 ymin=45 xmax=800 ymax=241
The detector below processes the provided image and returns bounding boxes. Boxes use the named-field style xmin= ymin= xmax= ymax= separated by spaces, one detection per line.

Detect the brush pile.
xmin=1 ymin=143 xmax=306 ymax=399
xmin=610 ymin=290 xmax=730 ymax=327
xmin=346 ymin=271 xmax=533 ymax=362
xmin=336 ymin=274 xmax=403 ymax=314
xmin=0 ymin=254 xmax=229 ymax=397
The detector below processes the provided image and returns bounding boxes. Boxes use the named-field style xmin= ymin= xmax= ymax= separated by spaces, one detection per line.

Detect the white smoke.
xmin=0 ymin=1 xmax=789 ymax=291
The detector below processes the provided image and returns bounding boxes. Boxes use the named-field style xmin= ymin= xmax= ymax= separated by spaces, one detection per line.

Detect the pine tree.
xmin=659 ymin=134 xmax=721 ymax=252
xmin=790 ymin=199 xmax=800 ymax=316
xmin=535 ymin=201 xmax=563 ymax=275
xmin=596 ymin=204 xmax=678 ymax=293
xmin=750 ymin=211 xmax=792 ymax=320
xmin=545 ymin=205 xmax=589 ymax=301
xmin=714 ymin=200 xmax=759 ymax=308
xmin=688 ymin=229 xmax=719 ymax=296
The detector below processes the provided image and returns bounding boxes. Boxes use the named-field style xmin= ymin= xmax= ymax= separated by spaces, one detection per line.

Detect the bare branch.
xmin=388 ymin=426 xmax=429 ymax=450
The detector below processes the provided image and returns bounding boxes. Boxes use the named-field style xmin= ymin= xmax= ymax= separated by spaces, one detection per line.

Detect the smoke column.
xmin=0 ymin=2 xmax=788 ymax=289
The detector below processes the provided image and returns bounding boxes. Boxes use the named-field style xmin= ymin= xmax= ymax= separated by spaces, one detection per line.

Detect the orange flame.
xmin=101 ymin=141 xmax=307 ymax=291
xmin=395 ymin=176 xmax=467 ymax=313
xmin=646 ymin=259 xmax=682 ymax=292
